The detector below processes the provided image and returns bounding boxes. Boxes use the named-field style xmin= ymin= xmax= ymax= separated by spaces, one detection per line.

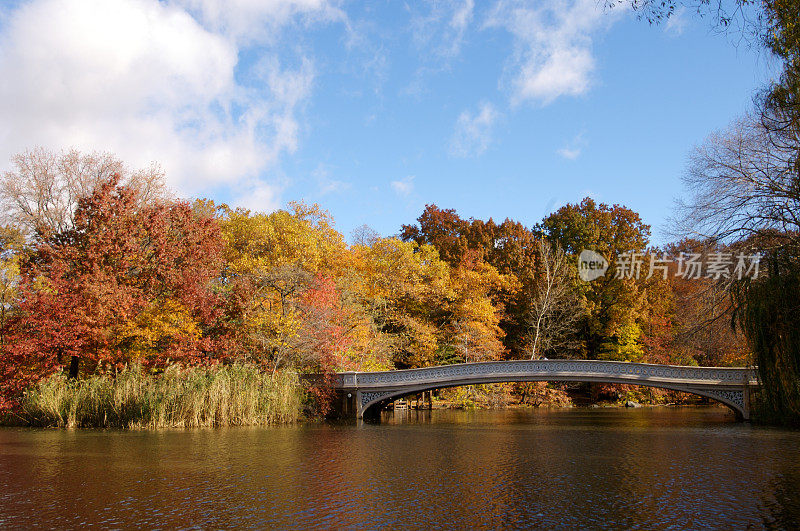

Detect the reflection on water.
xmin=1 ymin=407 xmax=799 ymax=528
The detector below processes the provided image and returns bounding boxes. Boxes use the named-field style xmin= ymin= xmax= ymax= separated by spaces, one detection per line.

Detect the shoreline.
xmin=1 ymin=402 xmax=733 ymax=430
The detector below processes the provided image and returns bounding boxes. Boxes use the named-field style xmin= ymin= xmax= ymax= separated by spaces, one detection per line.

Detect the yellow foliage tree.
xmin=447 ymin=258 xmax=514 ymax=362
xmin=351 ymin=237 xmax=453 ymax=368
xmin=113 ymin=299 xmax=201 ymax=361
xmin=221 ymin=201 xmax=349 ymax=277
xmin=0 ymin=226 xmax=23 ymax=347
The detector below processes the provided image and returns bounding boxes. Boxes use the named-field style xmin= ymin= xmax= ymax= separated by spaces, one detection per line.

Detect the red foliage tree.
xmin=297 ymin=275 xmax=353 ymax=371
xmin=1 ymin=176 xmax=224 ymax=407
xmin=295 ymin=274 xmax=354 ymax=415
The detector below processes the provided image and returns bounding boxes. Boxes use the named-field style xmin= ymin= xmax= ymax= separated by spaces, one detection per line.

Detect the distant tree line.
xmin=0 ymin=148 xmax=753 ymax=414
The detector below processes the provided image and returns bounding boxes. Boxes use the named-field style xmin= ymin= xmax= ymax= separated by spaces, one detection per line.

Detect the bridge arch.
xmin=359 ymin=379 xmax=748 ymax=420
xmin=333 ymin=360 xmax=758 ymax=420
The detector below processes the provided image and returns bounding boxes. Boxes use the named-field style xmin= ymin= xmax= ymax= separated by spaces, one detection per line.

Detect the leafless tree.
xmin=1 ymin=147 xmax=169 ymax=237
xmin=673 ymin=113 xmax=800 ymax=250
xmin=527 ymin=238 xmax=583 ymax=359
xmin=671 ymin=112 xmax=800 ymax=371
xmin=350 ymin=224 xmax=381 ymax=246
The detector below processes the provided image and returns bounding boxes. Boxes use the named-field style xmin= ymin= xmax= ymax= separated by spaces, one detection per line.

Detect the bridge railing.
xmin=332 ymin=360 xmax=759 ymax=389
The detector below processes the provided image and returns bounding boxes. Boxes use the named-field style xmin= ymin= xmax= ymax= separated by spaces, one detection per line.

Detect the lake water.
xmin=1 ymin=406 xmax=799 ymax=529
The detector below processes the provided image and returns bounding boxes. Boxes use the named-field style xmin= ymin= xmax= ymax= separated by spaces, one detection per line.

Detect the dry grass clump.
xmin=20 ymin=363 xmax=303 ymax=428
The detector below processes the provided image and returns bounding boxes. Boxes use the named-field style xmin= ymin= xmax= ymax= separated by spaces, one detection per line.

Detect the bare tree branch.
xmin=527 ymin=239 xmax=583 ymax=359
xmin=1 ymin=147 xmax=169 ymax=238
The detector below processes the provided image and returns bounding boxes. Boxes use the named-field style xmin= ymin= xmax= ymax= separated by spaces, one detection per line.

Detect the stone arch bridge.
xmin=332 ymin=360 xmax=759 ymax=420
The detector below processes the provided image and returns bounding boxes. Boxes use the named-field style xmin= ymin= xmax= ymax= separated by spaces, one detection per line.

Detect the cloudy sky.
xmin=0 ymin=0 xmax=775 ymax=242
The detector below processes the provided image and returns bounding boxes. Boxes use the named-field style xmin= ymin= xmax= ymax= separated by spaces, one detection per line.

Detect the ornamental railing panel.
xmin=334 ymin=360 xmax=758 ymax=390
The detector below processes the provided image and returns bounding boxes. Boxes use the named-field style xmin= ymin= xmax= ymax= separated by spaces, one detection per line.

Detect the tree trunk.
xmin=68 ymin=356 xmax=81 ymax=379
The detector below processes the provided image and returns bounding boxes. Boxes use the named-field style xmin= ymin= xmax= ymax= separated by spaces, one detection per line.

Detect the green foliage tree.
xmin=540 ymin=198 xmax=651 ymax=360
xmin=733 ymin=250 xmax=800 ymax=423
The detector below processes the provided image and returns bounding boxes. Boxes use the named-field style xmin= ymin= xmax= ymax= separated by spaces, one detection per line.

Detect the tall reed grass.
xmin=19 ymin=363 xmax=303 ymax=428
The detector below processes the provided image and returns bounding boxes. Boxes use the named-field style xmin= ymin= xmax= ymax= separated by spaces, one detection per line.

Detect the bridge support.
xmin=330 ymin=390 xmax=358 ymax=419
xmin=329 ymin=390 xmax=385 ymax=420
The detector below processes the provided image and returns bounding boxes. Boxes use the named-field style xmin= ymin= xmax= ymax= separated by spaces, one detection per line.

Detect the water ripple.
xmin=1 ymin=408 xmax=799 ymax=528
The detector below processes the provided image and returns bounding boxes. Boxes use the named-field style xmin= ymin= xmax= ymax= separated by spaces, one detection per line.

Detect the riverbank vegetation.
xmin=16 ymin=364 xmax=302 ymax=428
xmin=417 ymin=382 xmax=699 ymax=412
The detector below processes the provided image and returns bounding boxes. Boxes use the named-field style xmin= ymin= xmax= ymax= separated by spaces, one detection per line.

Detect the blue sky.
xmin=0 ymin=1 xmax=776 ymax=244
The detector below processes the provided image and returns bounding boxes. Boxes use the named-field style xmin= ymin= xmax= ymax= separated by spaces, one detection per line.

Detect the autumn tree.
xmin=464 ymin=217 xmax=538 ymax=354
xmin=221 ymin=201 xmax=349 ymax=277
xmin=241 ymin=264 xmax=313 ymax=371
xmin=352 ymin=237 xmax=452 ymax=368
xmin=401 ymin=205 xmax=537 ymax=356
xmin=636 ymin=258 xmax=676 ymax=365
xmin=217 ymin=202 xmax=350 ymax=365
xmin=658 ymin=240 xmax=748 ymax=366
xmin=446 ymin=252 xmax=511 ymax=363
xmin=293 ymin=275 xmax=354 ymax=371
xmin=540 ymin=198 xmax=651 ymax=360
xmin=2 ymin=175 xmax=223 ymax=400
xmin=400 ymin=205 xmax=470 ymax=265
xmin=216 ymin=202 xmax=392 ymax=373
xmin=0 ymin=227 xmax=23 ymax=347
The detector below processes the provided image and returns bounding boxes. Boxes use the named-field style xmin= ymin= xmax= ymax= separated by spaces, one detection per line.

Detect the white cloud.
xmin=485 ymin=0 xmax=623 ymax=105
xmin=0 ymin=0 xmax=333 ymax=207
xmin=449 ymin=102 xmax=499 ymax=157
xmin=664 ymin=7 xmax=688 ymax=37
xmin=391 ymin=176 xmax=415 ymax=196
xmin=410 ymin=0 xmax=474 ymax=60
xmin=312 ymin=164 xmax=350 ymax=195
xmin=556 ymin=130 xmax=587 ymax=159
xmin=557 ymin=147 xmax=581 ymax=160
xmin=234 ymin=180 xmax=283 ymax=213
xmin=403 ymin=0 xmax=474 ymax=97
xmin=172 ymin=0 xmax=344 ymax=44
xmin=318 ymin=179 xmax=349 ymax=195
